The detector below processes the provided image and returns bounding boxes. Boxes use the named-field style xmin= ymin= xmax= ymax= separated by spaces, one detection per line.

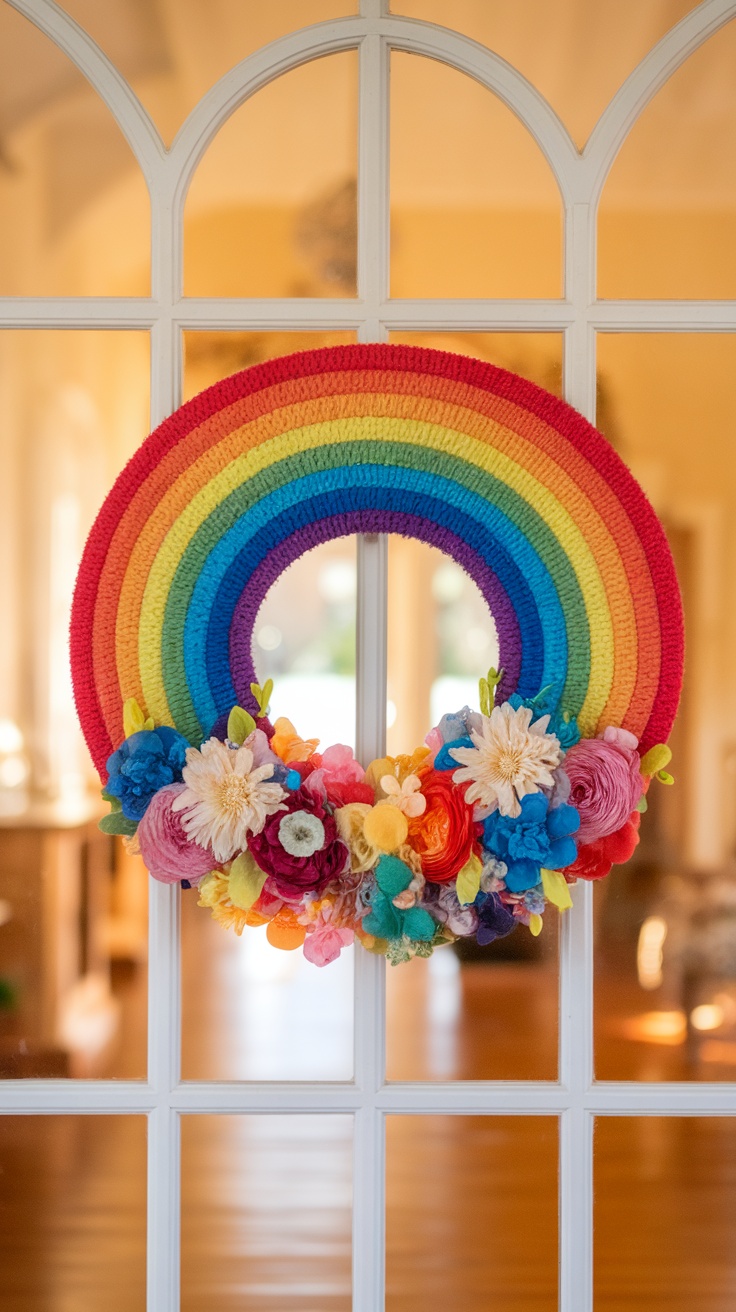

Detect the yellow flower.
xmin=197 ymin=870 xmax=268 ymax=936
xmin=335 ymin=802 xmax=381 ymax=873
xmin=365 ymin=746 xmax=430 ymax=794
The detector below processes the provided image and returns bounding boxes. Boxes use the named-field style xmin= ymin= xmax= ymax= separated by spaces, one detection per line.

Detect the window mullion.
xmin=145 ymin=315 xmax=183 ymax=1312
xmin=353 ymin=15 xmax=390 ymax=1311
xmin=559 ymin=192 xmax=597 ymax=1312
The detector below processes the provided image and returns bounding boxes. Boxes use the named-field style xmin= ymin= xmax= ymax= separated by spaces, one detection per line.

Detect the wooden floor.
xmin=1 ymin=898 xmax=735 ymax=1311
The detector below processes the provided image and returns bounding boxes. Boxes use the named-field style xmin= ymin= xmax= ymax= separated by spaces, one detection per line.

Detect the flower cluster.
xmin=101 ymin=675 xmax=672 ymax=967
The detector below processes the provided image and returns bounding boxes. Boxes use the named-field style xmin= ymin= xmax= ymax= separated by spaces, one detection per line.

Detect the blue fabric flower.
xmin=474 ymin=891 xmax=517 ymax=946
xmin=434 ymin=735 xmax=473 ymax=771
xmin=548 ymin=712 xmax=580 ymax=750
xmin=507 ymin=691 xmax=580 ymax=749
xmin=106 ymin=727 xmax=189 ymax=821
xmin=483 ymin=793 xmax=580 ymax=893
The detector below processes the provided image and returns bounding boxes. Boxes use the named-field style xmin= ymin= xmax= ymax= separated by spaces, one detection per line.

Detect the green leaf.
xmin=656 ymin=769 xmax=675 ymax=786
xmin=635 ymin=794 xmax=648 ymax=813
xmin=640 ymin=743 xmax=672 ymax=777
xmin=101 ymin=789 xmax=122 ymax=813
xmin=249 ymin=679 xmax=273 ymax=716
xmin=479 ymin=667 xmax=504 ymax=715
xmin=98 ymin=811 xmax=139 ymax=837
xmin=228 ymin=851 xmax=268 ymax=910
xmin=227 ymin=705 xmax=256 ymax=746
xmin=456 ymin=853 xmax=482 ymax=905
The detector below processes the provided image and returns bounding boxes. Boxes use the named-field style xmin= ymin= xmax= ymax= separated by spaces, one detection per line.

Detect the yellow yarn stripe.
xmin=132 ymin=415 xmax=620 ymax=736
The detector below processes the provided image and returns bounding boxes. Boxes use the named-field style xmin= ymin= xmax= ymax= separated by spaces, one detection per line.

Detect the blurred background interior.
xmin=1 ymin=1 xmax=736 ymax=1309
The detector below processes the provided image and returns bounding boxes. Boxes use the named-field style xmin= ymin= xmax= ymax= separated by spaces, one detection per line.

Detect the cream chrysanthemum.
xmin=172 ymin=738 xmax=287 ymax=863
xmin=449 ymin=702 xmax=561 ymax=817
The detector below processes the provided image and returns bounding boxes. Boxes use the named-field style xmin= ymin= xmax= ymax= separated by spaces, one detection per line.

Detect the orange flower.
xmin=270 ymin=716 xmax=320 ymax=764
xmin=407 ymin=769 xmax=480 ymax=884
xmin=266 ymin=906 xmax=307 ymax=951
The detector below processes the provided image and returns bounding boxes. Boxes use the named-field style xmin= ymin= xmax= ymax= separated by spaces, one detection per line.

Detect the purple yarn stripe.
xmin=228 ymin=510 xmax=520 ymax=710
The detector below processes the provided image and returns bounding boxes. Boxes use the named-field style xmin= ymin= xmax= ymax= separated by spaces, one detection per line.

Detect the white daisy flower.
xmin=172 ymin=738 xmax=287 ymax=863
xmin=449 ymin=702 xmax=561 ymax=818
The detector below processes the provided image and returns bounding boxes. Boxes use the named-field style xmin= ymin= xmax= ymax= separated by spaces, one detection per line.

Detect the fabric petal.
xmin=546 ymin=835 xmax=579 ymax=869
xmin=546 ymin=802 xmax=580 ymax=839
xmin=504 ymin=859 xmax=542 ymax=892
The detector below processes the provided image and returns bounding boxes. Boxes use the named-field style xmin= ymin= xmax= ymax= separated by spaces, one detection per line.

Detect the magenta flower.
xmin=561 ymin=730 xmax=643 ymax=843
xmin=137 ymin=783 xmax=216 ymax=884
xmin=247 ymin=790 xmax=349 ymax=900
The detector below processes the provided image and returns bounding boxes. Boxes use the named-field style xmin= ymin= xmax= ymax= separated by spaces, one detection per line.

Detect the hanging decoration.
xmin=70 ymin=345 xmax=683 ymax=966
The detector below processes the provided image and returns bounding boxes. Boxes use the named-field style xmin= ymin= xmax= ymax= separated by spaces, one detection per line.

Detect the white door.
xmin=2 ymin=2 xmax=736 ymax=1308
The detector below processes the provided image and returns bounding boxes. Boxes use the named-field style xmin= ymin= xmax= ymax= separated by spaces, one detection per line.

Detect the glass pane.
xmin=0 ymin=331 xmax=150 ymax=1078
xmin=183 ymin=330 xmax=358 ymax=401
xmin=387 ymin=331 xmax=563 ymax=396
xmin=182 ymin=893 xmax=354 ymax=1081
xmin=181 ymin=1115 xmax=352 ymax=1312
xmin=60 ymin=1 xmax=358 ymax=144
xmin=382 ymin=334 xmax=562 ymax=1080
xmin=599 ymin=21 xmax=736 ymax=299
xmin=594 ymin=334 xmax=736 ymax=1082
xmin=391 ymin=1 xmax=700 ymax=149
xmin=0 ymin=1115 xmax=146 ymax=1308
xmin=0 ymin=5 xmax=149 ymax=295
xmin=595 ymin=1117 xmax=736 ymax=1311
xmin=385 ymin=536 xmax=559 ymax=1079
xmin=185 ymin=54 xmax=358 ymax=297
xmin=181 ymin=539 xmax=356 ymax=1080
xmin=386 ymin=1115 xmax=558 ymax=1310
xmin=390 ymin=53 xmax=562 ymax=297
xmin=253 ymin=540 xmax=357 ymax=748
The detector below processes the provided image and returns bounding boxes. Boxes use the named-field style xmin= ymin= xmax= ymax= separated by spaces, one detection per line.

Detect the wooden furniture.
xmin=0 ymin=803 xmax=117 ymax=1077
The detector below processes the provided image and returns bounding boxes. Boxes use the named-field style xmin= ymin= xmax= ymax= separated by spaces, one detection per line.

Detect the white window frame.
xmin=2 ymin=1 xmax=736 ymax=1309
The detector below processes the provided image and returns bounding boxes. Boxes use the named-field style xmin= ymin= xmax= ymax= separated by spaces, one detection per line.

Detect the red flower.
xmin=247 ymin=790 xmax=349 ymax=900
xmin=565 ymin=811 xmax=641 ymax=881
xmin=407 ymin=769 xmax=480 ymax=883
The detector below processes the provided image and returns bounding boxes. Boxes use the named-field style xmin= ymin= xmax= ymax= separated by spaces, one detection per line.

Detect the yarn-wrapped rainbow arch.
xmin=71 ymin=344 xmax=683 ymax=778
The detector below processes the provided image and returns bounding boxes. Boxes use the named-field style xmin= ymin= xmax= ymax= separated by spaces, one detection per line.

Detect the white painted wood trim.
xmin=4 ymin=1076 xmax=735 ymax=1116
xmin=0 ymin=5 xmax=735 ymax=1312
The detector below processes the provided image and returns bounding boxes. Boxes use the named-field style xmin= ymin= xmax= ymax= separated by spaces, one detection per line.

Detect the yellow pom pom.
xmin=363 ymin=803 xmax=409 ymax=852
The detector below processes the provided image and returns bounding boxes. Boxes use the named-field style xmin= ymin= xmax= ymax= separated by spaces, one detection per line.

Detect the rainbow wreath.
xmin=71 ymin=345 xmax=683 ymax=967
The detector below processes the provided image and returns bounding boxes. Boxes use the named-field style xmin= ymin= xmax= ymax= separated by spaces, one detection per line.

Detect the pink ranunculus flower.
xmin=561 ymin=731 xmax=643 ymax=844
xmin=303 ymin=910 xmax=354 ymax=967
xmin=302 ymin=743 xmax=374 ymax=807
xmin=137 ymin=783 xmax=216 ymax=884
